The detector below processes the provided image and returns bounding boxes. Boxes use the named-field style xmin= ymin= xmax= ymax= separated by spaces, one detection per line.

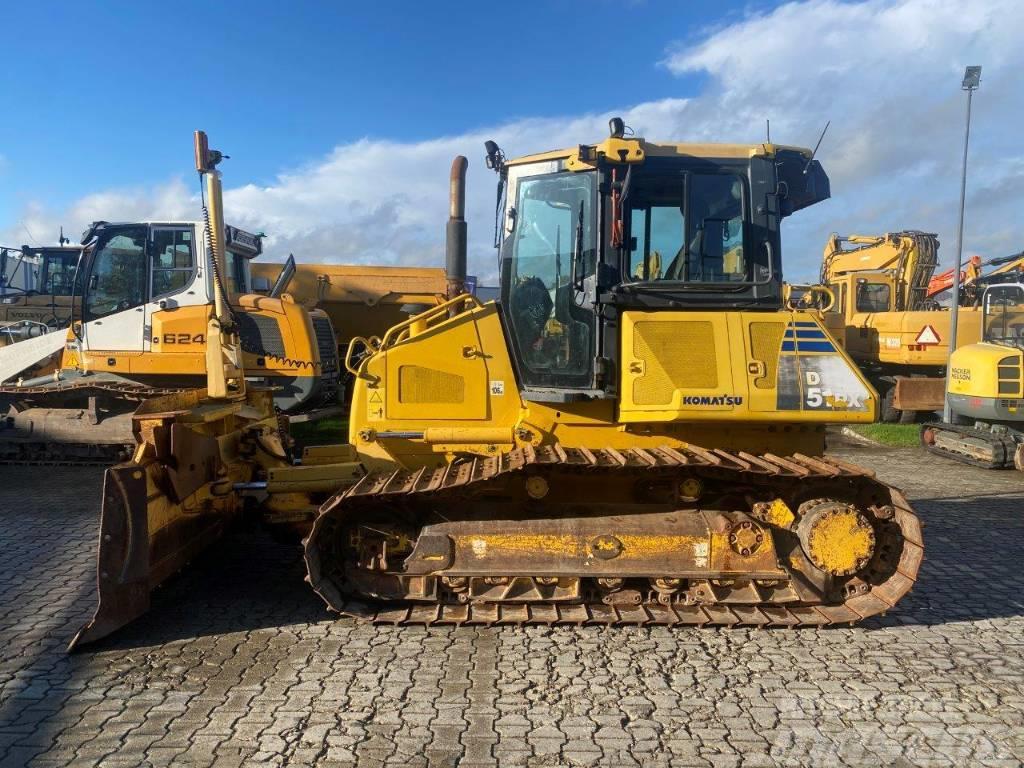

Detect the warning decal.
xmin=915 ymin=325 xmax=941 ymax=345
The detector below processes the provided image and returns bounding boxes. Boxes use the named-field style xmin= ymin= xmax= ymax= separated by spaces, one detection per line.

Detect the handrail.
xmin=345 ymin=293 xmax=481 ymax=378
xmin=343 ymin=335 xmax=381 ymax=377
xmin=379 ymin=293 xmax=481 ymax=350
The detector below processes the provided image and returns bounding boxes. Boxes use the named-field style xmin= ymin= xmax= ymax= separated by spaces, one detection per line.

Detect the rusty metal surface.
xmin=68 ymin=458 xmax=238 ymax=650
xmin=305 ymin=444 xmax=923 ymax=628
xmin=67 ymin=465 xmax=151 ymax=651
xmin=893 ymin=377 xmax=945 ymax=411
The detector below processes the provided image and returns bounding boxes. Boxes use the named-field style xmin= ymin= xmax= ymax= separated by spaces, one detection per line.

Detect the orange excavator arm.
xmin=926 ymin=255 xmax=983 ymax=298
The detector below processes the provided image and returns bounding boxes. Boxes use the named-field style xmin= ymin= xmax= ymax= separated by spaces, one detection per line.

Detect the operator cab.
xmin=490 ymin=121 xmax=830 ymax=400
xmin=982 ymin=283 xmax=1024 ymax=347
xmin=0 ymin=246 xmax=82 ymax=300
xmin=79 ymin=221 xmax=263 ymax=323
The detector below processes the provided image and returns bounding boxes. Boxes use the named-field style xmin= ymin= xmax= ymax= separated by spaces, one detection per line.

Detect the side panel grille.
xmin=632 ymin=321 xmax=717 ymax=406
xmin=236 ymin=313 xmax=286 ymax=357
xmin=399 ymin=365 xmax=466 ymax=404
xmin=749 ymin=322 xmax=786 ymax=390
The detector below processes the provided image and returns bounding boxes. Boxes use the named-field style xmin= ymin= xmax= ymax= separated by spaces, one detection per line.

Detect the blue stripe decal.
xmin=783 ymin=330 xmax=828 ymax=339
xmin=781 ymin=341 xmax=836 ymax=352
xmin=793 ymin=322 xmax=820 ymax=327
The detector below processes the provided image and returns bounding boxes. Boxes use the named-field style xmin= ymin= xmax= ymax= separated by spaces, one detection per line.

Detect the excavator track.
xmin=305 ymin=445 xmax=922 ymax=628
xmin=0 ymin=379 xmax=183 ymax=465
xmin=920 ymin=422 xmax=1018 ymax=469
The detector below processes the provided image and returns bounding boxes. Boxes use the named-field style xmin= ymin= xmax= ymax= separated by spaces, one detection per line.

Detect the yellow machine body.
xmin=74 ymin=129 xmax=923 ymax=648
xmin=347 ymin=297 xmax=875 ymax=472
xmin=61 ymin=293 xmax=325 ymax=384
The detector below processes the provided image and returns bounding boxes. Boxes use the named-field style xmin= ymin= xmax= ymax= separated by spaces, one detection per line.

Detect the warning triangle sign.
xmin=369 ymin=390 xmax=383 ymax=403
xmin=915 ymin=325 xmax=941 ymax=345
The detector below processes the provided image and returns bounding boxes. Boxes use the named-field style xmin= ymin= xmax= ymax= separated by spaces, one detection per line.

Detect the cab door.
xmin=82 ymin=225 xmax=149 ymax=353
xmin=143 ymin=226 xmax=205 ymax=352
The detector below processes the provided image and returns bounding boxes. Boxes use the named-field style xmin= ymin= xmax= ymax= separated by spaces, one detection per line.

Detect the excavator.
xmin=69 ymin=125 xmax=923 ymax=650
xmin=0 ymin=138 xmax=340 ymax=463
xmin=820 ymin=232 xmax=979 ymax=422
xmin=921 ymin=282 xmax=1024 ymax=469
xmin=821 ymin=233 xmax=1024 ymax=424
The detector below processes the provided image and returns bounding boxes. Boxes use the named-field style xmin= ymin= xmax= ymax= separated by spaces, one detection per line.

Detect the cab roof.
xmin=507 ymin=139 xmax=813 ymax=167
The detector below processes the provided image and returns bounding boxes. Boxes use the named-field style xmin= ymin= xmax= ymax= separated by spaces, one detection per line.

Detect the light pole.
xmin=943 ymin=65 xmax=982 ymax=423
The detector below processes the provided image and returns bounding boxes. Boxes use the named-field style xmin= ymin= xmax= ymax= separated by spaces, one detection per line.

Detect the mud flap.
xmin=69 ymin=461 xmax=233 ymax=651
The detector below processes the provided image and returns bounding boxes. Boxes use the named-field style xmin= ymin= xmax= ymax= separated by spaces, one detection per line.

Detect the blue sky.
xmin=1 ymin=0 xmax=1020 ymax=282
xmin=0 ymin=1 xmax=758 ymax=214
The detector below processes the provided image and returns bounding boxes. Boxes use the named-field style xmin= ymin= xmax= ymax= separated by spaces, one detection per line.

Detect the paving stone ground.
xmin=1 ymin=437 xmax=1023 ymax=767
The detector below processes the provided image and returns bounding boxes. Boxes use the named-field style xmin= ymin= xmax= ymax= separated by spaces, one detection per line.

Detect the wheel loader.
xmin=921 ymin=282 xmax=1024 ymax=469
xmin=69 ymin=125 xmax=923 ymax=650
xmin=0 ymin=135 xmax=341 ymax=463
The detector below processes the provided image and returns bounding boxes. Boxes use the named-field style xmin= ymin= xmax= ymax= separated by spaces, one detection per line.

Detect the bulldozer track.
xmin=0 ymin=379 xmax=184 ymax=466
xmin=306 ymin=444 xmax=923 ymax=628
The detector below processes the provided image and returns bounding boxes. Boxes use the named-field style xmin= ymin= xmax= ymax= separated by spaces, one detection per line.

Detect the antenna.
xmin=766 ymin=119 xmax=771 ymax=144
xmin=804 ymin=120 xmax=830 ymax=174
xmin=58 ymin=226 xmax=70 ymax=247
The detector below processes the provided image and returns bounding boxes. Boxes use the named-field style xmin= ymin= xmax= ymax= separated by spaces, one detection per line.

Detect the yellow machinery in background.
xmin=251 ymin=260 xmax=446 ymax=345
xmin=922 ymin=283 xmax=1024 ymax=469
xmin=70 ymin=124 xmax=923 ymax=650
xmin=819 ymin=232 xmax=981 ymax=422
xmin=0 ymin=135 xmax=340 ymax=463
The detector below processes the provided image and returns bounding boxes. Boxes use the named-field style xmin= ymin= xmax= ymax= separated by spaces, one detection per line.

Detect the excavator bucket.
xmin=69 ymin=388 xmax=280 ymax=650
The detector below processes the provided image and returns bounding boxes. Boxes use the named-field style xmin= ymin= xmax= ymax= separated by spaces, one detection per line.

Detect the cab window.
xmin=85 ymin=227 xmax=148 ymax=319
xmin=40 ymin=253 xmax=79 ymax=295
xmin=151 ymin=228 xmax=195 ymax=297
xmin=505 ymin=170 xmax=595 ymax=388
xmin=855 ymin=282 xmax=890 ymax=313
xmin=627 ymin=172 xmax=749 ymax=283
xmin=983 ymin=285 xmax=1024 ymax=346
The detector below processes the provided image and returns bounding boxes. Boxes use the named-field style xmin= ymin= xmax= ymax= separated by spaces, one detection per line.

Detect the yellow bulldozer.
xmin=921 ymin=282 xmax=1024 ymax=469
xmin=69 ymin=125 xmax=923 ymax=650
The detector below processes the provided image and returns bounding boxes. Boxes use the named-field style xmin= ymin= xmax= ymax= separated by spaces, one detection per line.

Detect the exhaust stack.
xmin=446 ymin=156 xmax=468 ymax=298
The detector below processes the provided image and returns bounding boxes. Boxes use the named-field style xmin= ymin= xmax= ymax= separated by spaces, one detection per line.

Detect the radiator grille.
xmin=749 ymin=322 xmax=786 ymax=390
xmin=312 ymin=316 xmax=339 ymax=374
xmin=632 ymin=321 xmax=716 ymax=405
xmin=399 ymin=365 xmax=465 ymax=404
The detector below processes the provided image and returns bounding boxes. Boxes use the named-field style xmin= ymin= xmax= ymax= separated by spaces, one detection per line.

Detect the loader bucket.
xmin=69 ymin=388 xmax=279 ymax=651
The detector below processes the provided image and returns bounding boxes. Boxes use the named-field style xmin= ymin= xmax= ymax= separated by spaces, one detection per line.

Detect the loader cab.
xmin=495 ymin=134 xmax=830 ymax=400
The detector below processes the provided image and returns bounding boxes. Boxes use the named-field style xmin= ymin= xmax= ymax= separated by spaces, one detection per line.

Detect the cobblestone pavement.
xmin=1 ymin=440 xmax=1023 ymax=767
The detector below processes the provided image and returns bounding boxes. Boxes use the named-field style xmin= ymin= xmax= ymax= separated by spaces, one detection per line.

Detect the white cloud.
xmin=3 ymin=0 xmax=1021 ymax=283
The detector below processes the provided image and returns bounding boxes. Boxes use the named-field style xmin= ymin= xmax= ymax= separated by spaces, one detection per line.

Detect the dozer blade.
xmin=69 ymin=388 xmax=283 ymax=651
xmin=69 ymin=458 xmax=237 ymax=651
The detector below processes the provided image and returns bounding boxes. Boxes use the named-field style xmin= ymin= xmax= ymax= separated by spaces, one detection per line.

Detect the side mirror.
xmin=251 ymin=276 xmax=271 ymax=294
